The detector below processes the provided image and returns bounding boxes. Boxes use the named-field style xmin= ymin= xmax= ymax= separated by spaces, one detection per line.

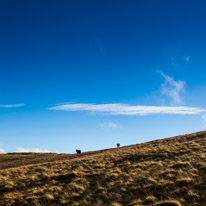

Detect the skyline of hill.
xmin=0 ymin=130 xmax=206 ymax=205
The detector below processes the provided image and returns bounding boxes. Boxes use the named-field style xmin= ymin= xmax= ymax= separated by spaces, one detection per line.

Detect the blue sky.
xmin=1 ymin=0 xmax=206 ymax=153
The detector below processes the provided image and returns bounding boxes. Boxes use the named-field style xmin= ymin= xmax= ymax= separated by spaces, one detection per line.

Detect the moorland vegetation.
xmin=0 ymin=131 xmax=206 ymax=205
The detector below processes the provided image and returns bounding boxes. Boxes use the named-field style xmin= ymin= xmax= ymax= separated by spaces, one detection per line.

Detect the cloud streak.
xmin=48 ymin=103 xmax=206 ymax=116
xmin=160 ymin=72 xmax=185 ymax=105
xmin=16 ymin=147 xmax=51 ymax=153
xmin=0 ymin=104 xmax=24 ymax=108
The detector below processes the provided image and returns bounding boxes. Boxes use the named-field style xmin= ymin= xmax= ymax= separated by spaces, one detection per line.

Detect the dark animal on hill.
xmin=76 ymin=149 xmax=81 ymax=154
xmin=117 ymin=143 xmax=120 ymax=148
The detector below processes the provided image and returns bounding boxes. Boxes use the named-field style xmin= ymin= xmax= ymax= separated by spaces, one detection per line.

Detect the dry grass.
xmin=0 ymin=131 xmax=206 ymax=205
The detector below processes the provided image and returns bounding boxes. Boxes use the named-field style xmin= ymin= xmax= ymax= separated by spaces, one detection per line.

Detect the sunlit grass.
xmin=0 ymin=131 xmax=206 ymax=205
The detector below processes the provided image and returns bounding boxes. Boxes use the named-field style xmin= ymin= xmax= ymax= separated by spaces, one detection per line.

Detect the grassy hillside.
xmin=0 ymin=131 xmax=206 ymax=206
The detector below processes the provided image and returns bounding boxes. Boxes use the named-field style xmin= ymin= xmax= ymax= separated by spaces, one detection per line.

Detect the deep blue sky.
xmin=1 ymin=0 xmax=206 ymax=153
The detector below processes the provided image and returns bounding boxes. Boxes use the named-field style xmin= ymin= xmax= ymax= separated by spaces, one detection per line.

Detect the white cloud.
xmin=48 ymin=103 xmax=206 ymax=116
xmin=0 ymin=148 xmax=6 ymax=153
xmin=16 ymin=147 xmax=50 ymax=153
xmin=100 ymin=122 xmax=118 ymax=129
xmin=160 ymin=72 xmax=185 ymax=105
xmin=0 ymin=104 xmax=25 ymax=108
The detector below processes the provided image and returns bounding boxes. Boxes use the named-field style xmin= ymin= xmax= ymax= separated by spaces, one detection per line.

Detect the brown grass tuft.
xmin=155 ymin=200 xmax=182 ymax=206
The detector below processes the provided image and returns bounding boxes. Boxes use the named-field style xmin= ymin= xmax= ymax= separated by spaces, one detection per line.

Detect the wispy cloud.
xmin=160 ymin=72 xmax=185 ymax=105
xmin=93 ymin=36 xmax=106 ymax=56
xmin=185 ymin=55 xmax=190 ymax=63
xmin=0 ymin=148 xmax=6 ymax=153
xmin=48 ymin=103 xmax=206 ymax=116
xmin=0 ymin=104 xmax=24 ymax=108
xmin=170 ymin=62 xmax=180 ymax=68
xmin=16 ymin=147 xmax=51 ymax=153
xmin=170 ymin=57 xmax=180 ymax=69
xmin=202 ymin=114 xmax=206 ymax=128
xmin=170 ymin=55 xmax=190 ymax=68
xmin=100 ymin=122 xmax=118 ymax=129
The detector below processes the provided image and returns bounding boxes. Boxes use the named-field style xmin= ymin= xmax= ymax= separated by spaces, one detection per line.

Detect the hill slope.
xmin=0 ymin=131 xmax=206 ymax=206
